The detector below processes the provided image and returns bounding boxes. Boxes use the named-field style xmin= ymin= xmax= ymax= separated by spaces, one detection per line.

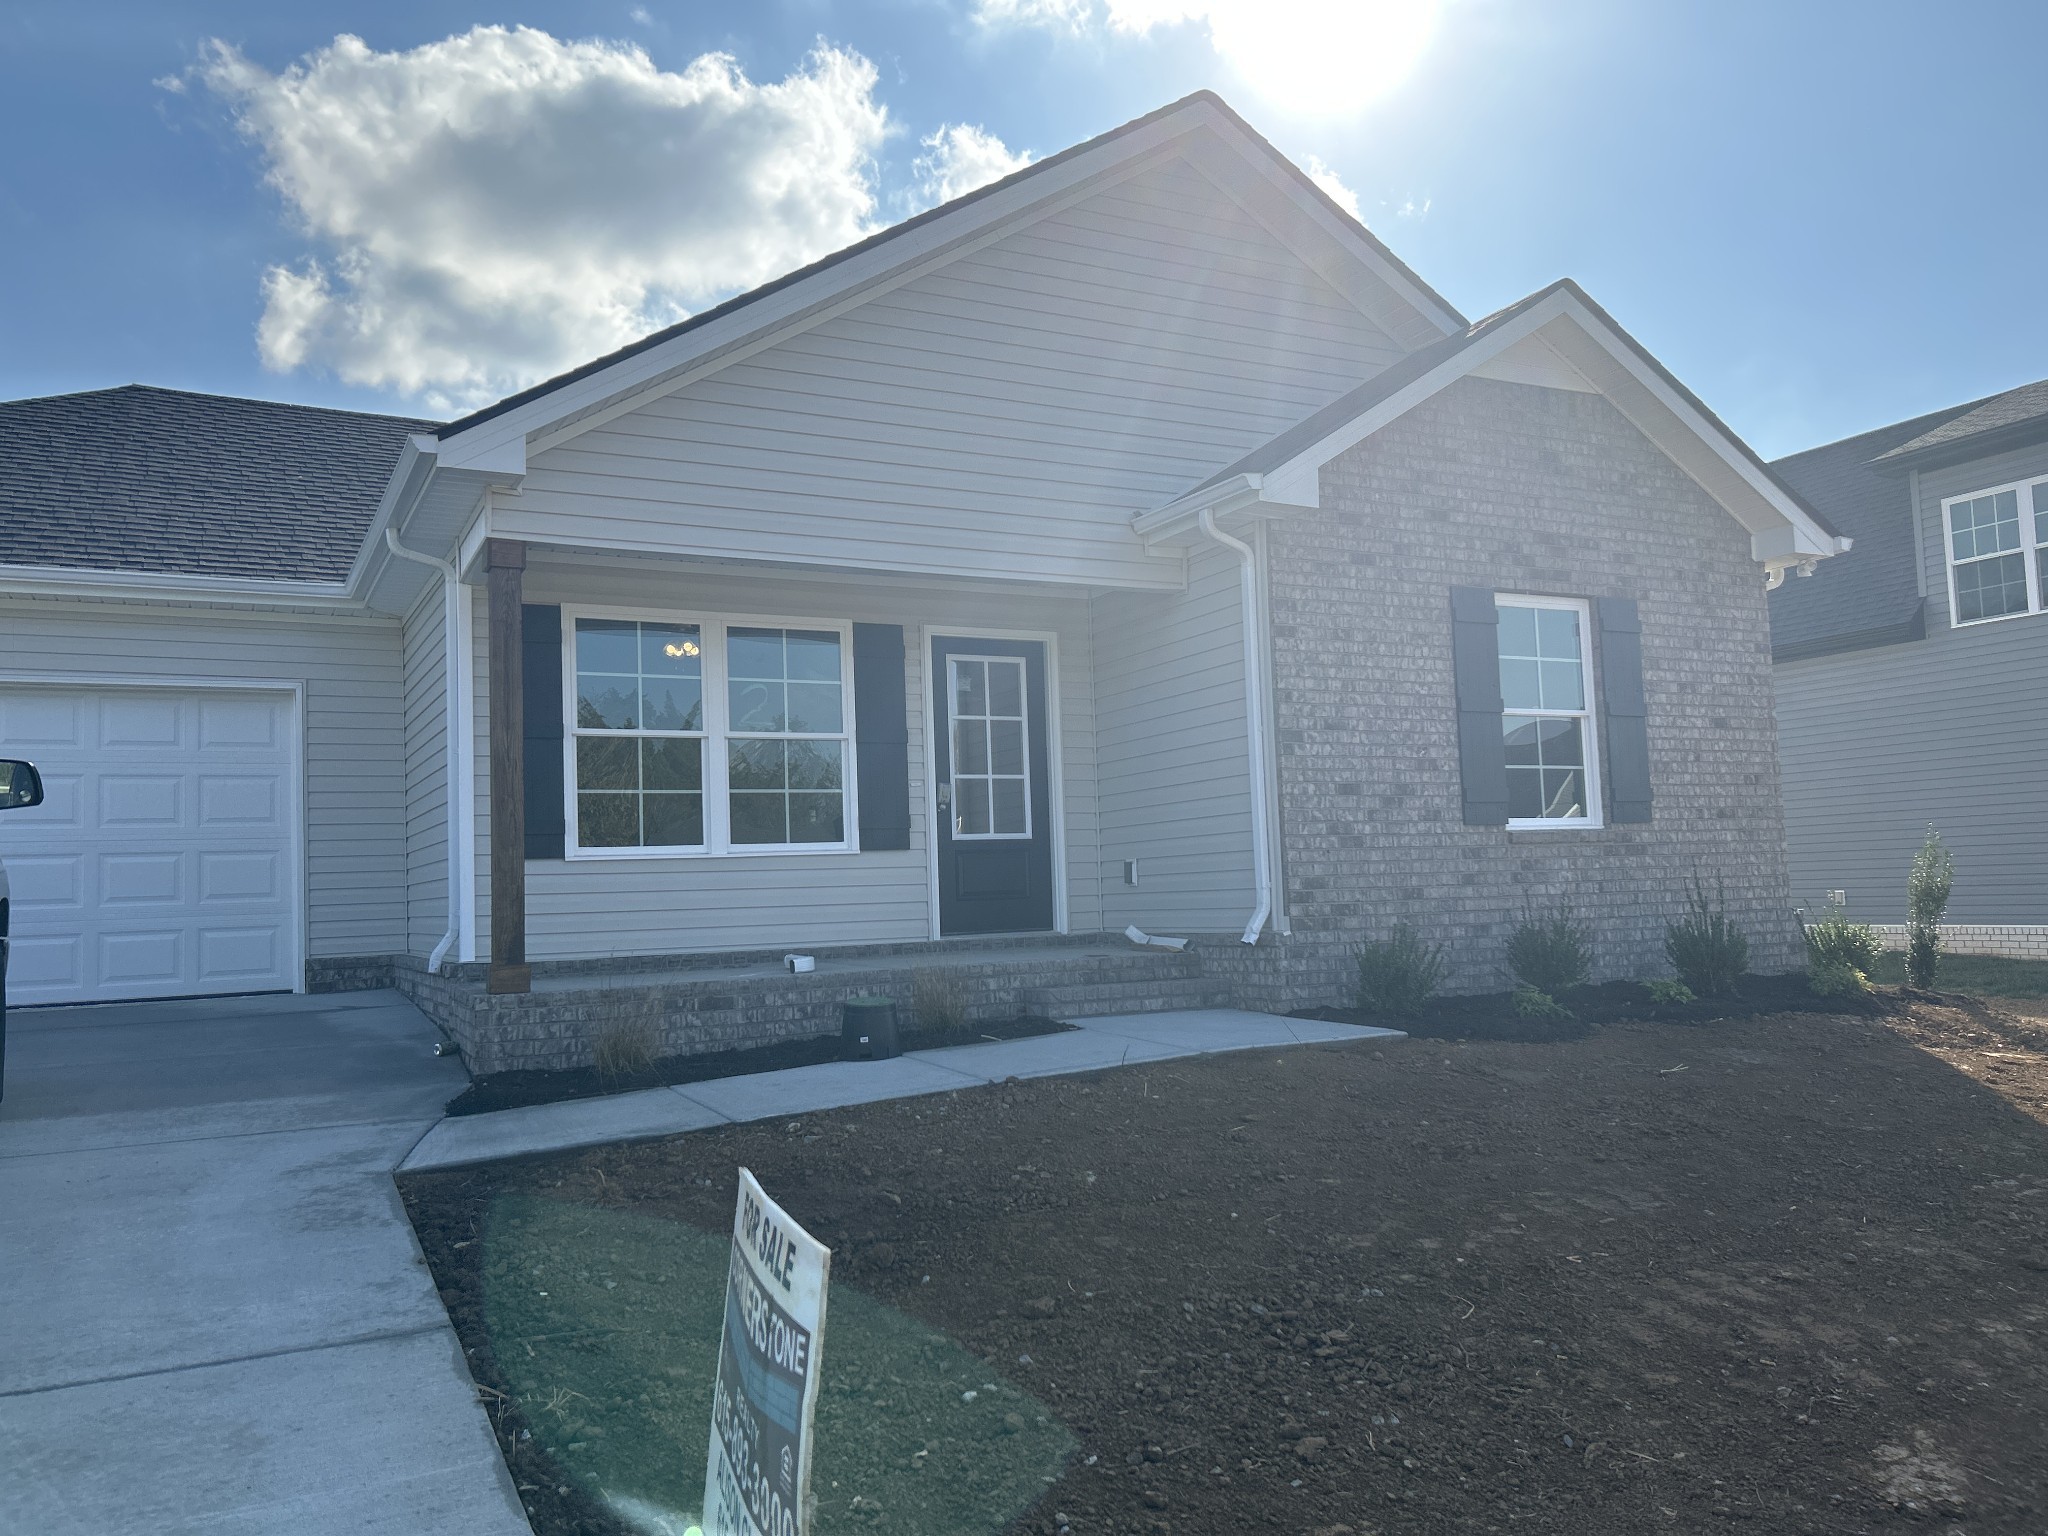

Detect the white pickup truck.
xmin=0 ymin=758 xmax=48 ymax=1101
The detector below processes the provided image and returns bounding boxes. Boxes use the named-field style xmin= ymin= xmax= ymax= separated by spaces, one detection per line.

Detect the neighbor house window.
xmin=1496 ymin=594 xmax=1602 ymax=828
xmin=1944 ymin=478 xmax=2048 ymax=625
xmin=568 ymin=613 xmax=853 ymax=855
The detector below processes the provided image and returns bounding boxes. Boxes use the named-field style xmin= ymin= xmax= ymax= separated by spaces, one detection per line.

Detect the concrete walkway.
xmin=0 ymin=990 xmax=531 ymax=1536
xmin=403 ymin=1008 xmax=1402 ymax=1172
xmin=1 ymin=993 xmax=1395 ymax=1534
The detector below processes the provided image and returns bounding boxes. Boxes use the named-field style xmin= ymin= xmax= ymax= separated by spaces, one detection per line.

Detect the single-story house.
xmin=0 ymin=93 xmax=1842 ymax=1067
xmin=1769 ymin=374 xmax=2048 ymax=957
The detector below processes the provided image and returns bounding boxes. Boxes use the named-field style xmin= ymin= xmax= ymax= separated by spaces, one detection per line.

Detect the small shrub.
xmin=1506 ymin=909 xmax=1593 ymax=995
xmin=1645 ymin=978 xmax=1696 ymax=1007
xmin=592 ymin=1016 xmax=659 ymax=1079
xmin=1807 ymin=958 xmax=1871 ymax=998
xmin=911 ymin=968 xmax=974 ymax=1038
xmin=1355 ymin=924 xmax=1448 ymax=1017
xmin=1511 ymin=984 xmax=1574 ymax=1021
xmin=1802 ymin=896 xmax=1881 ymax=975
xmin=1664 ymin=873 xmax=1749 ymax=997
xmin=1906 ymin=825 xmax=1955 ymax=988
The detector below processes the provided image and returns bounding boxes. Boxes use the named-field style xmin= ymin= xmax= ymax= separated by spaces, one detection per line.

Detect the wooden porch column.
xmin=485 ymin=538 xmax=531 ymax=995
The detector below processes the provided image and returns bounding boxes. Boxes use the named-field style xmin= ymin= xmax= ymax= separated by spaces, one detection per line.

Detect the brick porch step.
xmin=393 ymin=933 xmax=1234 ymax=1075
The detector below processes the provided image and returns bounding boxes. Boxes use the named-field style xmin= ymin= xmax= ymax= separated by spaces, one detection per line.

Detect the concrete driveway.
xmin=0 ymin=990 xmax=530 ymax=1535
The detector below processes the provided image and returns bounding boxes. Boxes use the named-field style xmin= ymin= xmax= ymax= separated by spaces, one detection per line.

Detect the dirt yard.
xmin=404 ymin=995 xmax=2048 ymax=1535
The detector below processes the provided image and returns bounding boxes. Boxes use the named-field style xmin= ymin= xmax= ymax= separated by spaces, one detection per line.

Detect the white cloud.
xmin=912 ymin=123 xmax=1033 ymax=208
xmin=976 ymin=0 xmax=1440 ymax=118
xmin=190 ymin=27 xmax=892 ymax=410
xmin=1301 ymin=155 xmax=1360 ymax=219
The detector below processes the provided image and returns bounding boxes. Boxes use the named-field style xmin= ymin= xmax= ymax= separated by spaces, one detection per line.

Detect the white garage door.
xmin=0 ymin=685 xmax=298 ymax=1006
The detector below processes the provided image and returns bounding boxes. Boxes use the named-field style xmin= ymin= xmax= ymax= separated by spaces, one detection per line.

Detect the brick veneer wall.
xmin=1870 ymin=925 xmax=2048 ymax=961
xmin=1257 ymin=375 xmax=1803 ymax=1004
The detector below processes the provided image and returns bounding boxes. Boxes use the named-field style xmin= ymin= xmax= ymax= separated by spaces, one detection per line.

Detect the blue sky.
xmin=2 ymin=0 xmax=2040 ymax=457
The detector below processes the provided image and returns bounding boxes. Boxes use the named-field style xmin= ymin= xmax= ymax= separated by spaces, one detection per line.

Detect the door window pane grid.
xmin=949 ymin=656 xmax=1030 ymax=839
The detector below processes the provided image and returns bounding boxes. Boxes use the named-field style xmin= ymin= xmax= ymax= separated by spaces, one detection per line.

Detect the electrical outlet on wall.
xmin=1124 ymin=859 xmax=1140 ymax=886
xmin=1827 ymin=889 xmax=1846 ymax=906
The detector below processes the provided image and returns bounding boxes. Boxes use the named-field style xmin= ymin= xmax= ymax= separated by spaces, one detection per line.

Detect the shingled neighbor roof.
xmin=0 ymin=385 xmax=435 ymax=583
xmin=1765 ymin=401 xmax=1983 ymax=661
xmin=1870 ymin=376 xmax=2048 ymax=468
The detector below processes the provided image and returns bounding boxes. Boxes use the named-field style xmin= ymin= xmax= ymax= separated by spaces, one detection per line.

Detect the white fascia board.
xmin=1136 ymin=295 xmax=1565 ymax=545
xmin=1134 ymin=479 xmax=1319 ymax=547
xmin=1531 ymin=294 xmax=1847 ymax=562
xmin=432 ymin=114 xmax=1214 ymax=470
xmin=337 ymin=433 xmax=439 ymax=595
xmin=0 ymin=562 xmax=360 ymax=609
xmin=1137 ymin=287 xmax=1849 ymax=569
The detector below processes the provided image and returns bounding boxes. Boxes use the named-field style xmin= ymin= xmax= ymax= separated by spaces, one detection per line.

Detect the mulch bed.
xmin=404 ymin=994 xmax=2048 ymax=1535
xmin=446 ymin=1014 xmax=1071 ymax=1116
xmin=1298 ymin=971 xmax=1891 ymax=1043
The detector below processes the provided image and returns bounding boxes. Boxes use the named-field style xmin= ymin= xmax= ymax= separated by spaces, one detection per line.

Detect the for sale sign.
xmin=703 ymin=1168 xmax=832 ymax=1536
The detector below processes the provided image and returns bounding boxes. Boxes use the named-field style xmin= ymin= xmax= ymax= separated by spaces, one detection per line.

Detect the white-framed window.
xmin=1943 ymin=477 xmax=2048 ymax=626
xmin=1496 ymin=593 xmax=1603 ymax=829
xmin=565 ymin=609 xmax=856 ymax=857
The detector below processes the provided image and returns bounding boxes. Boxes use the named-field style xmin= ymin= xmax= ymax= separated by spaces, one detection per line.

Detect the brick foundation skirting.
xmin=390 ymin=939 xmax=1237 ymax=1075
xmin=1870 ymin=925 xmax=2048 ymax=961
xmin=305 ymin=955 xmax=398 ymax=993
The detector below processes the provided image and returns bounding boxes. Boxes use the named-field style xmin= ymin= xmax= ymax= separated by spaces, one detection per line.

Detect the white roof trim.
xmin=432 ymin=95 xmax=1462 ymax=469
xmin=1139 ymin=286 xmax=1850 ymax=568
xmin=0 ymin=561 xmax=361 ymax=608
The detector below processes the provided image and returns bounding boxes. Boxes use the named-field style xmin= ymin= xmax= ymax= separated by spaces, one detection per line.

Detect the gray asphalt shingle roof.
xmin=0 ymin=385 xmax=434 ymax=582
xmin=1872 ymin=377 xmax=2048 ymax=466
xmin=1768 ymin=373 xmax=2048 ymax=659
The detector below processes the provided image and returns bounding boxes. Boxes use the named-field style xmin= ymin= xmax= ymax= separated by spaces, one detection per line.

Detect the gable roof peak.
xmin=432 ymin=91 xmax=1463 ymax=447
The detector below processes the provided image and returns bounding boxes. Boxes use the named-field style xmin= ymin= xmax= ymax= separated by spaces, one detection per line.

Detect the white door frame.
xmin=919 ymin=626 xmax=1069 ymax=940
xmin=0 ymin=673 xmax=309 ymax=997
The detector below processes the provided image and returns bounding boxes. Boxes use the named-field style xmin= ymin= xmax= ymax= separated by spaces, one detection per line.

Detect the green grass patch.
xmin=483 ymin=1193 xmax=1072 ymax=1535
xmin=1866 ymin=951 xmax=2048 ymax=999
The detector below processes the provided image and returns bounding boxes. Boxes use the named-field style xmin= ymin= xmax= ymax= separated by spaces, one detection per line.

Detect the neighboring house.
xmin=0 ymin=93 xmax=1842 ymax=1065
xmin=1770 ymin=376 xmax=2048 ymax=955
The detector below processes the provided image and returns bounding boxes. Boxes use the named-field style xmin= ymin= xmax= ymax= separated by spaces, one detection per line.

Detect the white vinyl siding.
xmin=471 ymin=558 xmax=1102 ymax=961
xmin=498 ymin=155 xmax=1407 ymax=591
xmin=1092 ymin=543 xmax=1256 ymax=934
xmin=0 ymin=596 xmax=407 ymax=967
xmin=400 ymin=580 xmax=450 ymax=954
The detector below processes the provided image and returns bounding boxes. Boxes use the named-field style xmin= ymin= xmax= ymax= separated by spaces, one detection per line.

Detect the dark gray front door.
xmin=932 ymin=636 xmax=1054 ymax=935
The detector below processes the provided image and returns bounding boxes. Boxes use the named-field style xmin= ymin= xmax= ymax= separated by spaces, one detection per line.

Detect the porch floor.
xmin=400 ymin=1008 xmax=1404 ymax=1172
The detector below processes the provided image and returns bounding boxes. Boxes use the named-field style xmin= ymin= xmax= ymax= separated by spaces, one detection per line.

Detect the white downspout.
xmin=384 ymin=528 xmax=466 ymax=974
xmin=1198 ymin=508 xmax=1273 ymax=945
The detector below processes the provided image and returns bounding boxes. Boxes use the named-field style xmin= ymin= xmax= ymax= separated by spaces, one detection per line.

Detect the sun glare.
xmin=1167 ymin=0 xmax=1441 ymax=118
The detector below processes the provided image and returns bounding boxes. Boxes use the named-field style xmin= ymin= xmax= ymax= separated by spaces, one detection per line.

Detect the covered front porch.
xmin=421 ymin=534 xmax=1272 ymax=1059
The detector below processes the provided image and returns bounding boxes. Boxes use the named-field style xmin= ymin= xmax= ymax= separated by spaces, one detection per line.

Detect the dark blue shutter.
xmin=522 ymin=604 xmax=566 ymax=859
xmin=1449 ymin=586 xmax=1509 ymax=827
xmin=1594 ymin=596 xmax=1652 ymax=824
xmin=852 ymin=623 xmax=911 ymax=851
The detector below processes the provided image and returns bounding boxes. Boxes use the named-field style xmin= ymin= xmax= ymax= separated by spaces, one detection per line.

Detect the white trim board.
xmin=1135 ymin=284 xmax=1850 ymax=575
